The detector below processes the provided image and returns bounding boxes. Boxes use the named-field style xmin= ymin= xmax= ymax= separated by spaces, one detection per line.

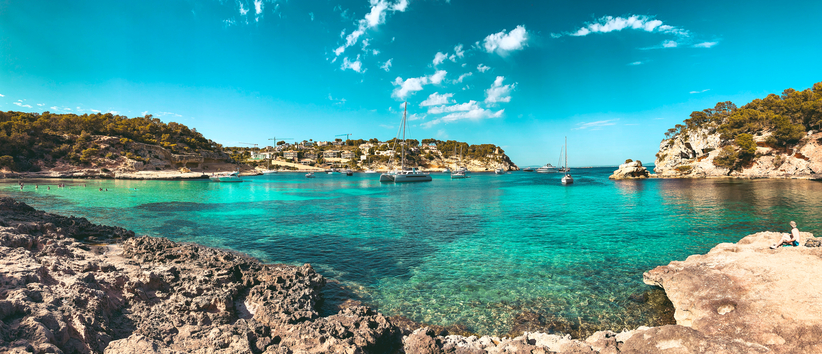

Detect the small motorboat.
xmin=305 ymin=172 xmax=315 ymax=178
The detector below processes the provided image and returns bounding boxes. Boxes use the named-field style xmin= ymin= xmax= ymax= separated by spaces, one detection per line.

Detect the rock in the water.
xmin=609 ymin=161 xmax=650 ymax=179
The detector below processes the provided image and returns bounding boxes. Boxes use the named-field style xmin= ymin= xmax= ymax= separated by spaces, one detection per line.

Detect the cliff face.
xmin=654 ymin=129 xmax=822 ymax=178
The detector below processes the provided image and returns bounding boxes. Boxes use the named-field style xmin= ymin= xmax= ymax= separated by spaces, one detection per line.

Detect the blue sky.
xmin=1 ymin=0 xmax=821 ymax=166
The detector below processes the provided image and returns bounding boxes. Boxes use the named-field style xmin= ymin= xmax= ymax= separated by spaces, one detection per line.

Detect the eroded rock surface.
xmin=2 ymin=198 xmax=819 ymax=354
xmin=609 ymin=161 xmax=650 ymax=179
xmin=0 ymin=198 xmax=398 ymax=354
xmin=643 ymin=231 xmax=822 ymax=353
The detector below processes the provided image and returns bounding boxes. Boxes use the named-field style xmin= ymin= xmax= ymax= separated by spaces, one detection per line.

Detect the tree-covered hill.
xmin=655 ymin=81 xmax=822 ymax=176
xmin=0 ymin=111 xmax=222 ymax=171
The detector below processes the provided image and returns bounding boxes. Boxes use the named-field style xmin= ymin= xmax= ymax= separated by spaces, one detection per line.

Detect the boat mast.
xmin=401 ymin=102 xmax=407 ymax=170
xmin=564 ymin=136 xmax=568 ymax=174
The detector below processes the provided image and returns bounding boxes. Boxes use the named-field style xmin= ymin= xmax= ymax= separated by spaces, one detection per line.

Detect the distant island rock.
xmin=609 ymin=160 xmax=650 ymax=179
xmin=654 ymin=81 xmax=822 ymax=178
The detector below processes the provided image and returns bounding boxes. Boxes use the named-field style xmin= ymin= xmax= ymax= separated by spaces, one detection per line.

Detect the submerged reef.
xmin=1 ymin=197 xmax=819 ymax=353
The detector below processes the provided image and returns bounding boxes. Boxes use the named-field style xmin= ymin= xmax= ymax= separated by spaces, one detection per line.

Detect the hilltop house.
xmin=317 ymin=141 xmax=329 ymax=147
xmin=341 ymin=151 xmax=354 ymax=159
xmin=323 ymin=150 xmax=339 ymax=158
xmin=284 ymin=151 xmax=299 ymax=160
xmin=305 ymin=152 xmax=318 ymax=160
xmin=250 ymin=151 xmax=276 ymax=160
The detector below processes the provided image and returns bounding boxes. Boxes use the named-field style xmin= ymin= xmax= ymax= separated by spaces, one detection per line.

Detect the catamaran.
xmin=379 ymin=102 xmax=432 ymax=183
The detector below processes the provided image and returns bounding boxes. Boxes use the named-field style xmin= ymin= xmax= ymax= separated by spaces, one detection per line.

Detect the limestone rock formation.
xmin=3 ymin=198 xmax=820 ymax=353
xmin=654 ymin=128 xmax=822 ymax=178
xmin=608 ymin=161 xmax=650 ymax=179
xmin=643 ymin=231 xmax=822 ymax=353
xmin=0 ymin=198 xmax=398 ymax=354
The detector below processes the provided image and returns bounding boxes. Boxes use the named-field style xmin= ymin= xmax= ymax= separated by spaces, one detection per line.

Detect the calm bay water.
xmin=3 ymin=168 xmax=821 ymax=335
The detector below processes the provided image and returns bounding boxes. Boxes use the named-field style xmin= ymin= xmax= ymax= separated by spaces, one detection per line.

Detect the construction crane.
xmin=238 ymin=142 xmax=259 ymax=148
xmin=268 ymin=137 xmax=294 ymax=146
xmin=335 ymin=133 xmax=352 ymax=140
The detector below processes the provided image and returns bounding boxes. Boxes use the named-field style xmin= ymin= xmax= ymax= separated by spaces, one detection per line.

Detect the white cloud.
xmin=427 ymin=100 xmax=479 ymax=114
xmin=239 ymin=2 xmax=248 ymax=15
xmin=254 ymin=0 xmax=262 ymax=15
xmin=420 ymin=93 xmax=455 ymax=107
xmin=0 ymin=94 xmax=4 ymax=97
xmin=694 ymin=41 xmax=718 ymax=48
xmin=430 ymin=70 xmax=447 ymax=85
xmin=568 ymin=15 xmax=671 ymax=36
xmin=159 ymin=111 xmax=182 ymax=117
xmin=309 ymin=12 xmax=314 ymax=21
xmin=392 ymin=0 xmax=408 ymax=11
xmin=421 ymin=108 xmax=504 ymax=128
xmin=455 ymin=72 xmax=473 ymax=83
xmin=483 ymin=25 xmax=529 ymax=56
xmin=381 ymin=59 xmax=393 ymax=71
xmin=334 ymin=0 xmax=409 ymax=57
xmin=37 ymin=103 xmax=44 ymax=106
xmin=689 ymin=89 xmax=710 ymax=94
xmin=452 ymin=44 xmax=464 ymax=60
xmin=91 ymin=109 xmax=101 ymax=113
xmin=433 ymin=52 xmax=448 ymax=66
xmin=341 ymin=56 xmax=364 ymax=73
xmin=108 ymin=110 xmax=119 ymax=115
xmin=64 ymin=108 xmax=72 ymax=111
xmin=391 ymin=70 xmax=448 ymax=100
xmin=392 ymin=76 xmax=429 ymax=99
xmin=573 ymin=119 xmax=619 ymax=130
xmin=50 ymin=106 xmax=59 ymax=110
xmin=561 ymin=15 xmax=697 ymax=49
xmin=13 ymin=102 xmax=32 ymax=108
xmin=484 ymin=76 xmax=514 ymax=105
xmin=477 ymin=64 xmax=490 ymax=73
xmin=407 ymin=113 xmax=426 ymax=121
xmin=662 ymin=40 xmax=678 ymax=48
xmin=141 ymin=111 xmax=149 ymax=115
xmin=223 ymin=18 xmax=236 ymax=27
xmin=328 ymin=94 xmax=347 ymax=105
xmin=628 ymin=61 xmax=643 ymax=65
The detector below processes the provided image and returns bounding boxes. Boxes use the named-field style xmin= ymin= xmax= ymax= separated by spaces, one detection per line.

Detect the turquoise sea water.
xmin=3 ymin=168 xmax=821 ymax=336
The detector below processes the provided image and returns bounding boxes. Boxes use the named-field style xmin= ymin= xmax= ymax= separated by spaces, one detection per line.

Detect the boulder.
xmin=609 ymin=161 xmax=650 ymax=179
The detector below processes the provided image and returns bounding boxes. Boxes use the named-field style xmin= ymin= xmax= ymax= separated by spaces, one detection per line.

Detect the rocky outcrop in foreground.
xmin=608 ymin=161 xmax=650 ymax=179
xmin=2 ymin=198 xmax=820 ymax=353
xmin=643 ymin=231 xmax=822 ymax=353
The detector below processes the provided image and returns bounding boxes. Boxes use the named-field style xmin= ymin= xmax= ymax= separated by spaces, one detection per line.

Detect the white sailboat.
xmin=379 ymin=102 xmax=432 ymax=183
xmin=561 ymin=137 xmax=573 ymax=185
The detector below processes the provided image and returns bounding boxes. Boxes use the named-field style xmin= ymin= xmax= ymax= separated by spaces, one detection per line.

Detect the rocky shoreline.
xmin=1 ymin=198 xmax=819 ymax=353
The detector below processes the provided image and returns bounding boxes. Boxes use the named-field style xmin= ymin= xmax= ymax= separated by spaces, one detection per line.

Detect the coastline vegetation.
xmin=0 ymin=111 xmax=222 ymax=171
xmin=663 ymin=81 xmax=822 ymax=170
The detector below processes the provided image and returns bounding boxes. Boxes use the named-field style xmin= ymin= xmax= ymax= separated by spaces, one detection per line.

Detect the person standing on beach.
xmin=771 ymin=221 xmax=801 ymax=248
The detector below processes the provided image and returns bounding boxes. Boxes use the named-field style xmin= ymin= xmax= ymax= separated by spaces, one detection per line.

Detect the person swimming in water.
xmin=771 ymin=221 xmax=801 ymax=248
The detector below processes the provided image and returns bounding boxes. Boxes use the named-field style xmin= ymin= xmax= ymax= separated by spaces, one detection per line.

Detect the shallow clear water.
xmin=3 ymin=169 xmax=821 ymax=335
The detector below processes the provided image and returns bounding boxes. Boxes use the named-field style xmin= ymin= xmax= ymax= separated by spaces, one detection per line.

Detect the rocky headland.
xmin=653 ymin=82 xmax=822 ymax=179
xmin=2 ymin=198 xmax=820 ymax=353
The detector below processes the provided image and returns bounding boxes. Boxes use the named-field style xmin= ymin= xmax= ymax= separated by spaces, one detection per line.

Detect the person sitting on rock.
xmin=771 ymin=221 xmax=801 ymax=248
